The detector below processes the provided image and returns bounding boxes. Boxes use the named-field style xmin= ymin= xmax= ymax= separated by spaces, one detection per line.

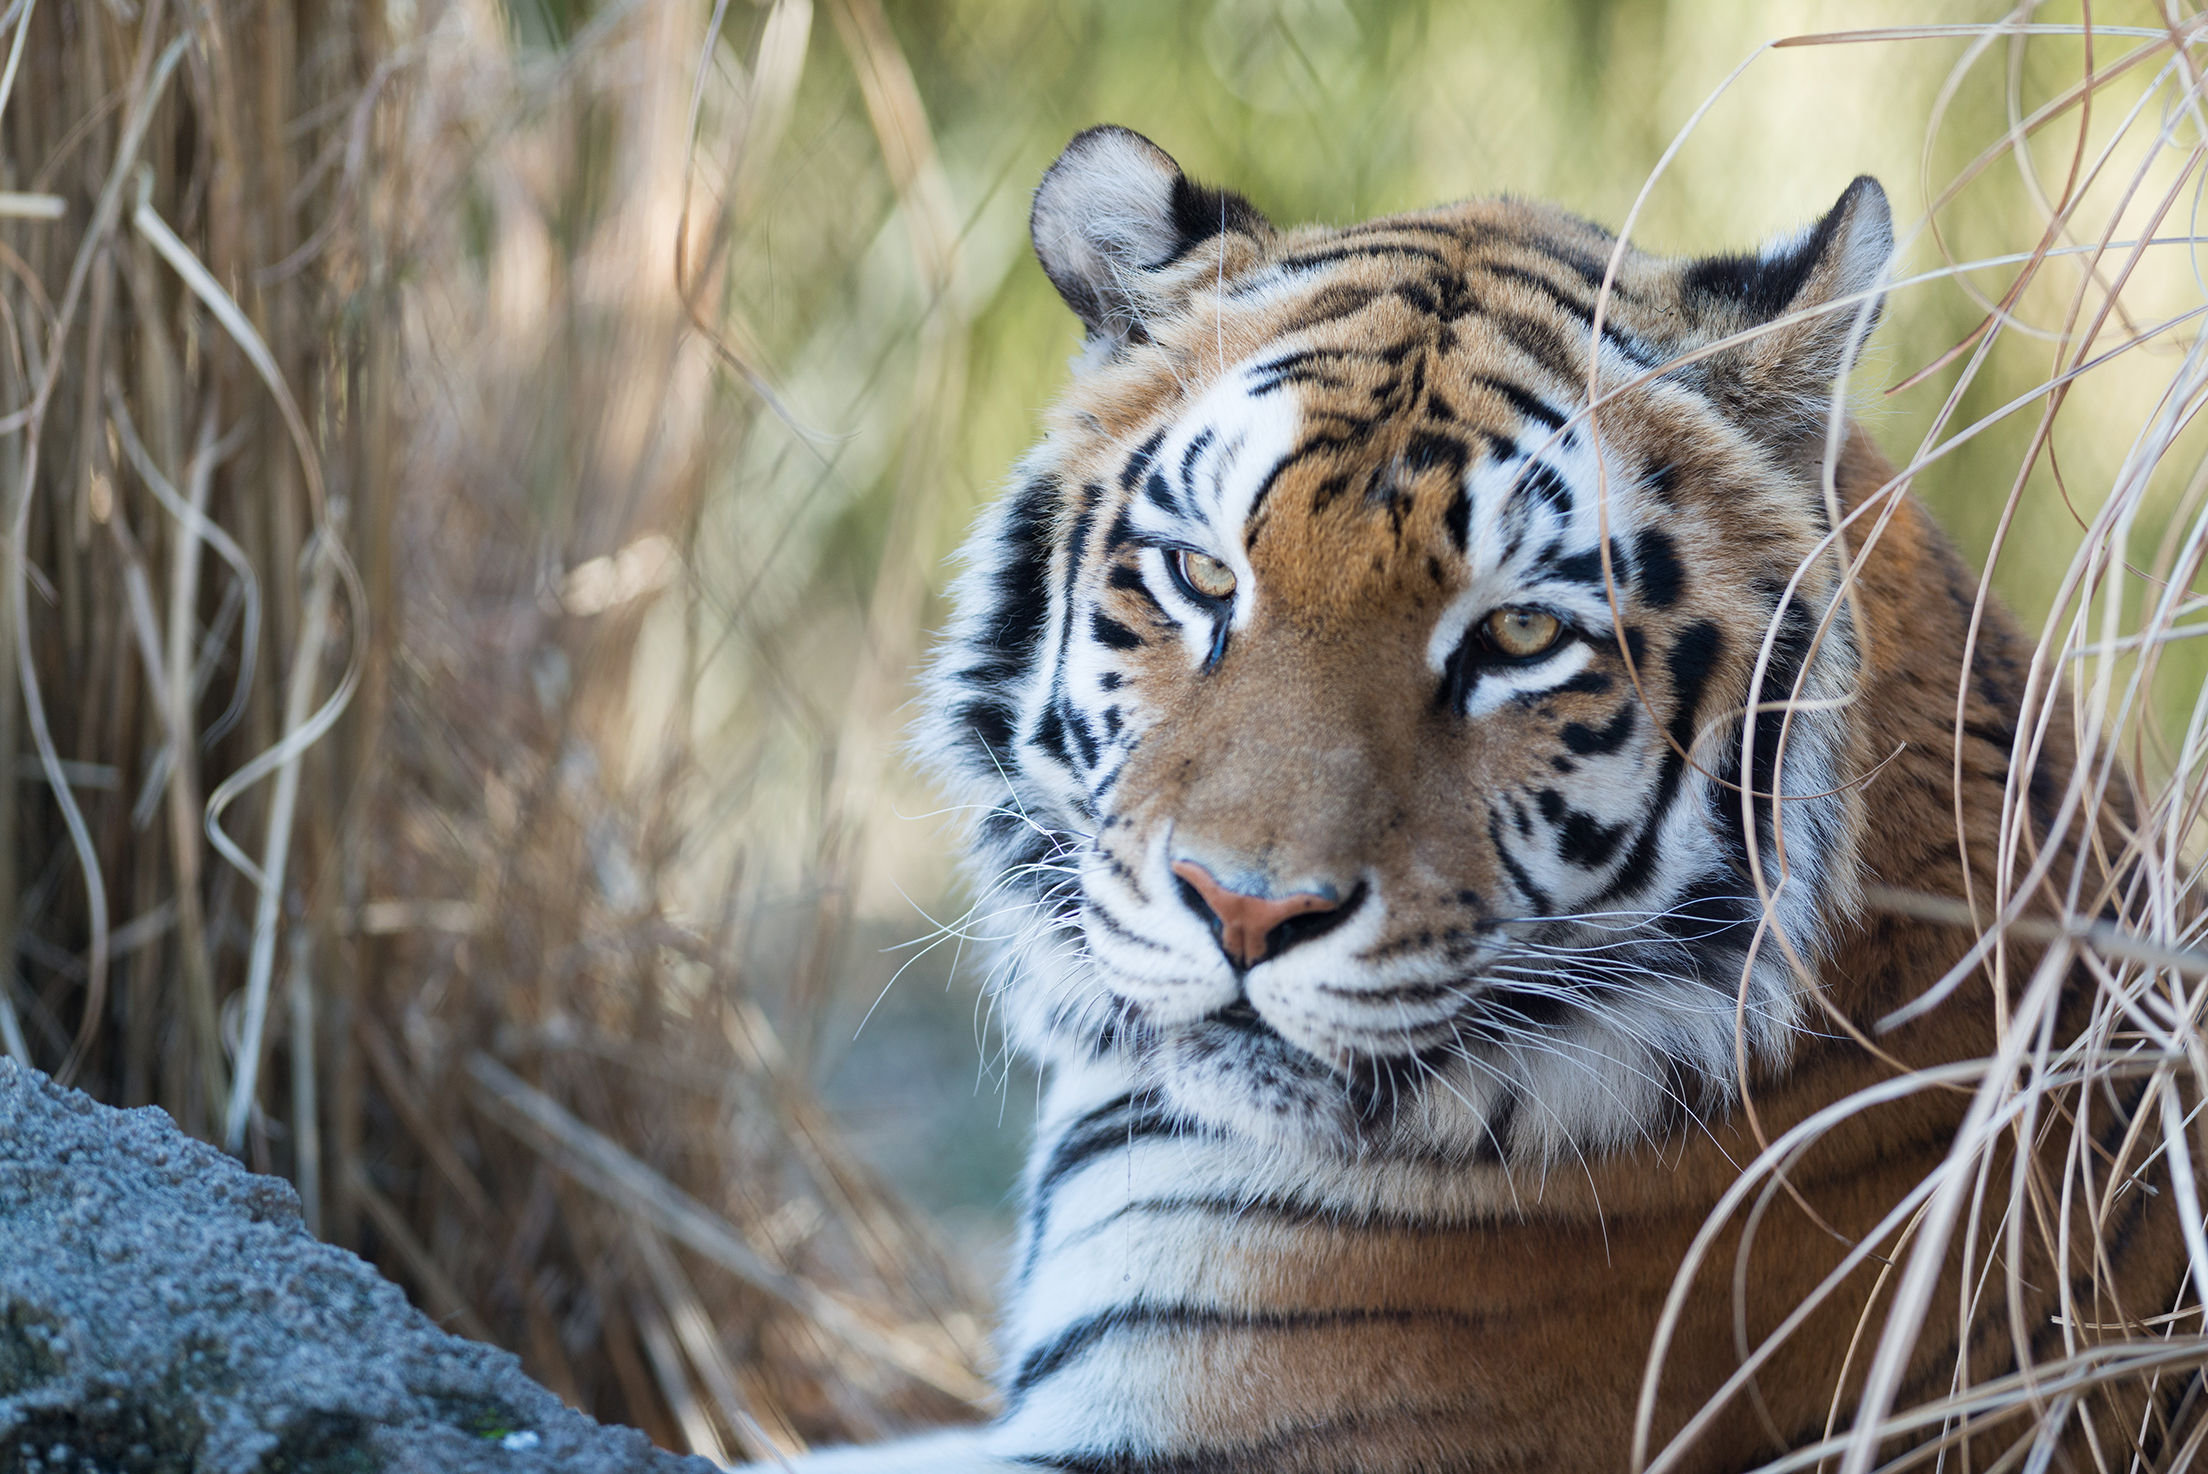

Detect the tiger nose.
xmin=1171 ymin=860 xmax=1346 ymax=969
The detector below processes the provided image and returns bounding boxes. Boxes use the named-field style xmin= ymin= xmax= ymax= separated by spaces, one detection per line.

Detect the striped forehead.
xmin=1108 ymin=366 xmax=1302 ymax=557
xmin=1102 ymin=338 xmax=1649 ymax=615
xmin=1454 ymin=427 xmax=1638 ymax=610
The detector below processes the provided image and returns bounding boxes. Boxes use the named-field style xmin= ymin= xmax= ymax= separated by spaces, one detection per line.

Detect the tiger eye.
xmin=1180 ymin=551 xmax=1238 ymax=601
xmin=1485 ymin=607 xmax=1563 ymax=658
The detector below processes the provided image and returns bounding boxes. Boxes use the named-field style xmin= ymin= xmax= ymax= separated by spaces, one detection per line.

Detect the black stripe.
xmin=1018 ymin=1091 xmax=1189 ymax=1288
xmin=1060 ymin=485 xmax=1103 ymax=619
xmin=1030 ymin=703 xmax=1073 ymax=772
xmin=1562 ymin=703 xmax=1635 ymax=756
xmin=1057 ymin=694 xmax=1099 ymax=769
xmin=1102 ymin=495 xmax=1139 ymax=554
xmin=1532 ymin=240 xmax=1610 ymax=289
xmin=1009 ymin=1302 xmax=1485 ymax=1403
xmin=977 ymin=809 xmax=1051 ymax=876
xmin=1635 ymin=527 xmax=1685 ymax=608
xmin=1245 ymin=434 xmax=1362 ymax=538
xmin=1035 ymin=481 xmax=1105 ymax=776
xmin=1143 ymin=468 xmax=1180 ymax=515
xmin=1031 ymin=1094 xmax=1188 ymax=1211
xmin=1464 ymin=373 xmax=1564 ymax=430
xmin=1595 ymin=621 xmax=1721 ymax=903
xmin=1712 ymin=594 xmax=1816 ymax=869
xmin=1492 ymin=310 xmax=1582 ymax=382
xmin=1120 ymin=430 xmax=1167 ymax=492
xmin=1436 ymin=626 xmax=1484 ymax=714
xmin=1403 ymin=431 xmax=1471 ymax=490
xmin=1538 ymin=788 xmax=1629 ymax=870
xmin=1090 ymin=611 xmax=1144 ymax=651
xmin=1052 ymin=1188 xmax=1550 ymax=1250
xmin=1278 ymin=242 xmax=1452 ymax=272
xmin=1178 ymin=429 xmax=1214 ymax=496
xmin=952 ymin=698 xmax=1016 ymax=764
xmin=962 ymin=474 xmax=1058 ymax=682
xmin=1518 ymin=462 xmax=1572 ymax=515
xmin=1338 ymin=218 xmax=1470 ymax=240
xmin=1444 ymin=487 xmax=1471 ymax=553
xmin=1105 ymin=562 xmax=1170 ymax=624
xmin=1654 ymin=873 xmax=1752 ymax=951
xmin=1556 ymin=668 xmax=1611 ymax=696
xmin=1481 ymin=262 xmax=1657 ymax=367
xmin=1488 ymin=808 xmax=1552 ymax=915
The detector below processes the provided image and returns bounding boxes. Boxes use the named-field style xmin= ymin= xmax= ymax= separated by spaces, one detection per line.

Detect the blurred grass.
xmin=5 ymin=0 xmax=2206 ymax=1461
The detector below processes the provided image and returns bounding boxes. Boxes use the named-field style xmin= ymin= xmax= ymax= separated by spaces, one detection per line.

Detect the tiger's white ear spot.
xmin=1030 ymin=126 xmax=1270 ymax=347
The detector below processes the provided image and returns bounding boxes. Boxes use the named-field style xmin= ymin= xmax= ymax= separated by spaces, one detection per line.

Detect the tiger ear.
xmin=1682 ymin=176 xmax=1893 ymax=441
xmin=1031 ymin=126 xmax=1271 ymax=347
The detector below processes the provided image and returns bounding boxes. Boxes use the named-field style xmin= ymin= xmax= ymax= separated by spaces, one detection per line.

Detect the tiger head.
xmin=922 ymin=127 xmax=1895 ymax=1166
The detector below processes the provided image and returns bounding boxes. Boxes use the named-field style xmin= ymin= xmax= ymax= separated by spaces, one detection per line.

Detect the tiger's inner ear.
xmin=1681 ymin=176 xmax=1894 ymax=443
xmin=1030 ymin=125 xmax=1271 ymax=346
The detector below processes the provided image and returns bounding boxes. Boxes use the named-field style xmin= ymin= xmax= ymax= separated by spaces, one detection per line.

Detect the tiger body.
xmin=773 ymin=130 xmax=2192 ymax=1472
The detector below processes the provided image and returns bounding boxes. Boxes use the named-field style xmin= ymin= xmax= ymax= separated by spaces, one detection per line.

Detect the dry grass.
xmin=0 ymin=0 xmax=988 ymax=1457
xmin=9 ymin=0 xmax=2208 ymax=1467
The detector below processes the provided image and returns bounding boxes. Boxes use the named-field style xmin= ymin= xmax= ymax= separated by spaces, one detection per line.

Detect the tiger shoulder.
xmin=755 ymin=125 xmax=2197 ymax=1474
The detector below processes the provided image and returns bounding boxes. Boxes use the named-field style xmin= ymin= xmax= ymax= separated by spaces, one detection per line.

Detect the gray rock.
xmin=0 ymin=1057 xmax=717 ymax=1474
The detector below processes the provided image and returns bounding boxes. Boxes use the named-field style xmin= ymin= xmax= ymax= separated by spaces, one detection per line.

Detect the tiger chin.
xmin=757 ymin=128 xmax=2194 ymax=1473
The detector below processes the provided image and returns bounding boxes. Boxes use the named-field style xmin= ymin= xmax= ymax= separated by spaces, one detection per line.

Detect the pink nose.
xmin=1171 ymin=861 xmax=1341 ymax=968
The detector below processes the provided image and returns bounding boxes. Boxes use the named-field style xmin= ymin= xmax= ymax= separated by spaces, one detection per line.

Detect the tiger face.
xmin=924 ymin=127 xmax=1893 ymax=1167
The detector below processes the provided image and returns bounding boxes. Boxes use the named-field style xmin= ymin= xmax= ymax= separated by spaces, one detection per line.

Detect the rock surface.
xmin=0 ymin=1058 xmax=717 ymax=1474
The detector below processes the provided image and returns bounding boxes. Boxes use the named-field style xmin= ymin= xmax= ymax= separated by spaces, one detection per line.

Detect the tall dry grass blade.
xmin=0 ymin=973 xmax=26 ymax=1065
xmin=0 ymin=0 xmax=35 ymax=129
xmin=632 ymin=1222 xmax=798 ymax=1464
xmin=631 ymin=1286 xmax=735 ymax=1466
xmin=286 ymin=926 xmax=319 ymax=1236
xmin=222 ymin=546 xmax=332 ymax=1152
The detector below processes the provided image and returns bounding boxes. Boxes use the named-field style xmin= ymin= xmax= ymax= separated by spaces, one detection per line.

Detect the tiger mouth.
xmin=1185 ymin=998 xmax=1451 ymax=1119
xmin=1203 ymin=999 xmax=1270 ymax=1034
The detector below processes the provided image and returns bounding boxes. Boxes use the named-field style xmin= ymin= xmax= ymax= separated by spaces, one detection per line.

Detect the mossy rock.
xmin=433 ymin=1398 xmax=530 ymax=1443
xmin=257 ymin=1411 xmax=379 ymax=1474
xmin=0 ymin=1389 xmax=203 ymax=1474
xmin=0 ymin=1304 xmax=63 ymax=1398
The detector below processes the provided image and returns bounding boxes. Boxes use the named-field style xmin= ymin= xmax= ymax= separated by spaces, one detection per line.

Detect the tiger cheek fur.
xmin=768 ymin=125 xmax=2198 ymax=1474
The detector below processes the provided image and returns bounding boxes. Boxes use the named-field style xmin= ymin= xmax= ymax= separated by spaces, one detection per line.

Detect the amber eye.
xmin=1179 ymin=550 xmax=1238 ymax=601
xmin=1484 ymin=607 xmax=1564 ymax=658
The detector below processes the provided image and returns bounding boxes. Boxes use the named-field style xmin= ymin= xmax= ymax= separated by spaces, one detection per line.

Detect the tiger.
xmin=761 ymin=127 xmax=2197 ymax=1472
